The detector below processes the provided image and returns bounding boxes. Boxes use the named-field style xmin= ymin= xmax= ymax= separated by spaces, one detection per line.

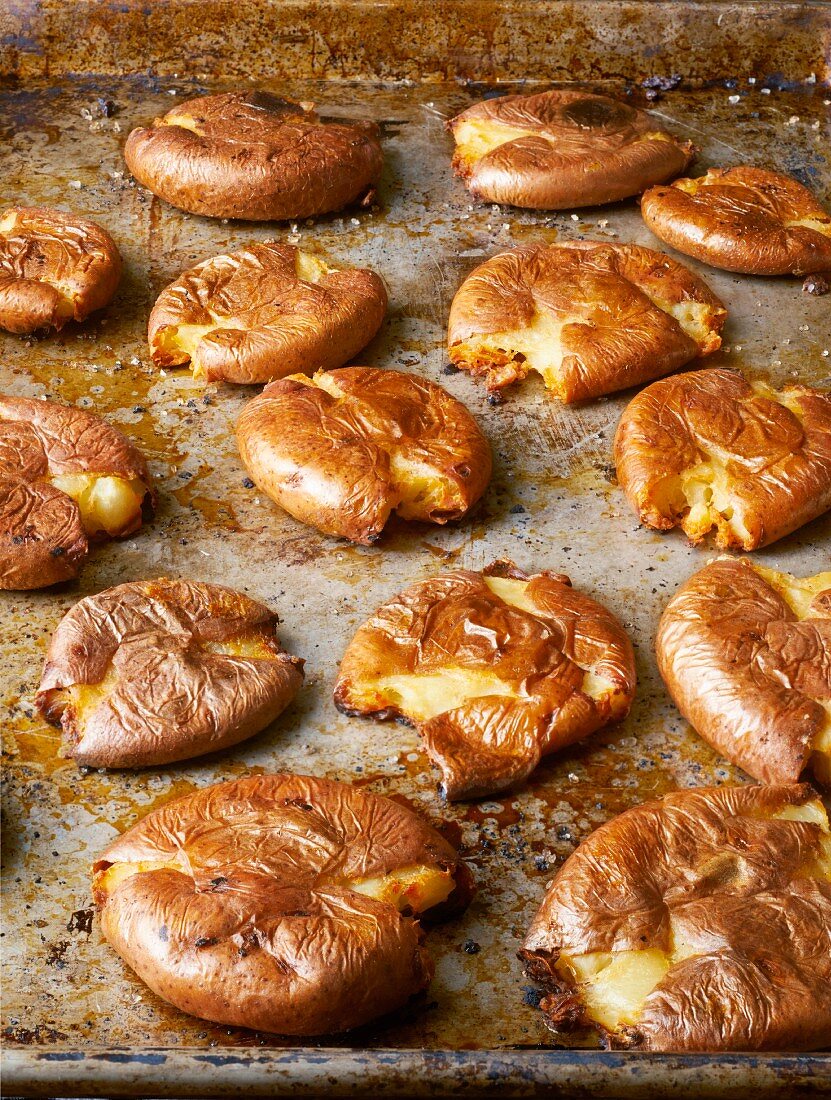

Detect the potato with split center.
xmin=521 ymin=783 xmax=831 ymax=1051
xmin=334 ymin=559 xmax=636 ymax=799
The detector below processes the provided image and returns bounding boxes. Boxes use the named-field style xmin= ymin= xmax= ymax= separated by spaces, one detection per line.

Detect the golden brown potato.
xmin=448 ymin=90 xmax=693 ymax=210
xmin=0 ymin=396 xmax=154 ymax=590
xmin=124 ymin=91 xmax=383 ymax=221
xmin=614 ymin=368 xmax=831 ymax=551
xmin=91 ymin=773 xmax=473 ymax=1035
xmin=641 ymin=167 xmax=831 ymax=275
xmin=657 ymin=558 xmax=831 ymax=787
xmin=0 ymin=206 xmax=121 ymax=334
xmin=148 ymin=242 xmax=387 ymax=384
xmin=521 ymin=783 xmax=831 ymax=1052
xmin=334 ymin=560 xmax=636 ymax=800
xmin=236 ymin=367 xmax=492 ymax=545
xmin=36 ymin=578 xmax=304 ymax=767
xmin=447 ymin=241 xmax=725 ymax=401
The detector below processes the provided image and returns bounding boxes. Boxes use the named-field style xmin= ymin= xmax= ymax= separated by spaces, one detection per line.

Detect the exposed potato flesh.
xmin=678 ymin=461 xmax=753 ymax=546
xmin=370 ymin=668 xmax=520 ymax=722
xmin=751 ymin=564 xmax=831 ymax=619
xmin=526 ymin=796 xmax=831 ymax=1042
xmin=346 ymin=864 xmax=455 ymax=913
xmin=451 ymin=117 xmax=540 ymax=168
xmin=387 ymin=452 xmax=461 ymax=521
xmin=293 ymin=250 xmax=333 ymax=283
xmin=95 ymin=858 xmax=184 ymax=897
xmin=50 ymin=473 xmax=148 ymax=538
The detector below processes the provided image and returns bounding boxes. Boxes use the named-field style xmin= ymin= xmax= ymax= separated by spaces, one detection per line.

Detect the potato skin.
xmin=449 ymin=90 xmax=693 ymax=209
xmin=36 ymin=578 xmax=304 ymax=767
xmin=522 ymin=783 xmax=831 ymax=1051
xmin=236 ymin=368 xmax=492 ymax=544
xmin=334 ymin=560 xmax=636 ymax=799
xmin=0 ymin=396 xmax=154 ymax=590
xmin=0 ymin=206 xmax=121 ymax=333
xmin=448 ymin=241 xmax=725 ymax=401
xmin=148 ymin=242 xmax=387 ymax=384
xmin=641 ymin=167 xmax=831 ymax=275
xmin=614 ymin=368 xmax=831 ymax=550
xmin=125 ymin=92 xmax=383 ymax=221
xmin=656 ymin=558 xmax=830 ymax=785
xmin=91 ymin=773 xmax=473 ymax=1035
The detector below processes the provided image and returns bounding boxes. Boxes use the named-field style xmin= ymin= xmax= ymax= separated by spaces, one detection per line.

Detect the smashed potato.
xmin=0 ymin=206 xmax=121 ymax=334
xmin=236 ymin=367 xmax=492 ymax=544
xmin=522 ymin=783 xmax=831 ymax=1051
xmin=148 ymin=242 xmax=386 ymax=384
xmin=334 ymin=560 xmax=636 ymax=799
xmin=0 ymin=396 xmax=154 ymax=590
xmin=448 ymin=241 xmax=725 ymax=401
xmin=614 ymin=368 xmax=831 ymax=550
xmin=36 ymin=578 xmax=304 ymax=767
xmin=448 ymin=90 xmax=693 ymax=209
xmin=124 ymin=91 xmax=383 ymax=221
xmin=91 ymin=773 xmax=473 ymax=1035
xmin=641 ymin=167 xmax=831 ymax=275
xmin=657 ymin=558 xmax=831 ymax=786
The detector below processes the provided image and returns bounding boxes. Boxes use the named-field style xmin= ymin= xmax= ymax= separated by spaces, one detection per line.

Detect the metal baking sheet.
xmin=2 ymin=35 xmax=831 ymax=1100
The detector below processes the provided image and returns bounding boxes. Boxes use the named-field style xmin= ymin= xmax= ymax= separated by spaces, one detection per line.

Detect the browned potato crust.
xmin=91 ymin=773 xmax=473 ymax=1035
xmin=236 ymin=367 xmax=492 ymax=545
xmin=36 ymin=578 xmax=304 ymax=767
xmin=656 ymin=558 xmax=831 ymax=787
xmin=522 ymin=783 xmax=831 ymax=1051
xmin=124 ymin=91 xmax=383 ymax=221
xmin=334 ymin=560 xmax=636 ymax=800
xmin=148 ymin=242 xmax=386 ymax=384
xmin=641 ymin=167 xmax=831 ymax=275
xmin=0 ymin=206 xmax=121 ymax=334
xmin=0 ymin=396 xmax=154 ymax=590
xmin=448 ymin=90 xmax=693 ymax=210
xmin=614 ymin=368 xmax=831 ymax=550
xmin=447 ymin=241 xmax=725 ymax=401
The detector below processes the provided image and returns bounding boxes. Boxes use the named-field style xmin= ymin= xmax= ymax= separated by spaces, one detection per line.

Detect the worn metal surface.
xmin=1 ymin=49 xmax=830 ymax=1100
xmin=1 ymin=0 xmax=829 ymax=86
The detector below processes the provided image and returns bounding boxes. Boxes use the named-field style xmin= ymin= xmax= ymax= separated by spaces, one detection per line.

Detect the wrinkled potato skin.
xmin=0 ymin=206 xmax=121 ymax=334
xmin=656 ymin=559 xmax=831 ymax=785
xmin=36 ymin=578 xmax=304 ymax=767
xmin=334 ymin=560 xmax=636 ymax=799
xmin=614 ymin=368 xmax=831 ymax=550
xmin=125 ymin=92 xmax=383 ymax=221
xmin=0 ymin=396 xmax=154 ymax=590
xmin=522 ymin=783 xmax=831 ymax=1052
xmin=91 ymin=773 xmax=473 ymax=1035
xmin=449 ymin=90 xmax=693 ymax=209
xmin=641 ymin=167 xmax=831 ymax=275
xmin=448 ymin=241 xmax=726 ymax=400
xmin=148 ymin=242 xmax=387 ymax=384
xmin=236 ymin=368 xmax=492 ymax=544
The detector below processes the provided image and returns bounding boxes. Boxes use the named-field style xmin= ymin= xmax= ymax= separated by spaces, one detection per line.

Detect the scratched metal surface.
xmin=1 ymin=70 xmax=830 ymax=1096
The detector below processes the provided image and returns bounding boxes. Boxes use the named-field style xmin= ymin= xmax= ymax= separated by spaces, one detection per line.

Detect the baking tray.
xmin=1 ymin=2 xmax=831 ymax=1096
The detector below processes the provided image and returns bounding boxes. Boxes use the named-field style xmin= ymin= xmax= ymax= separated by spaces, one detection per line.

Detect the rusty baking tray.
xmin=2 ymin=1 xmax=831 ymax=1096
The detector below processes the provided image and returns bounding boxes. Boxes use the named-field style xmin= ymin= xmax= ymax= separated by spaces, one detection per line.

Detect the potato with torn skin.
xmin=447 ymin=242 xmax=725 ymax=402
xmin=521 ymin=783 xmax=831 ymax=1051
xmin=236 ymin=367 xmax=492 ymax=544
xmin=0 ymin=206 xmax=121 ymax=334
xmin=657 ymin=558 xmax=831 ymax=787
xmin=125 ymin=91 xmax=383 ymax=221
xmin=92 ymin=773 xmax=473 ymax=1035
xmin=36 ymin=578 xmax=304 ymax=768
xmin=614 ymin=368 xmax=831 ymax=551
xmin=148 ymin=242 xmax=387 ymax=384
xmin=334 ymin=560 xmax=636 ymax=800
xmin=0 ymin=396 xmax=154 ymax=590
xmin=641 ymin=167 xmax=831 ymax=276
xmin=449 ymin=89 xmax=693 ymax=210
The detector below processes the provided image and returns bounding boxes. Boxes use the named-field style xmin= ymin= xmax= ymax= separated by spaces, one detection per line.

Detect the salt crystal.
xmin=728 ymin=95 xmax=741 ymax=105
xmin=68 ymin=180 xmax=82 ymax=189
